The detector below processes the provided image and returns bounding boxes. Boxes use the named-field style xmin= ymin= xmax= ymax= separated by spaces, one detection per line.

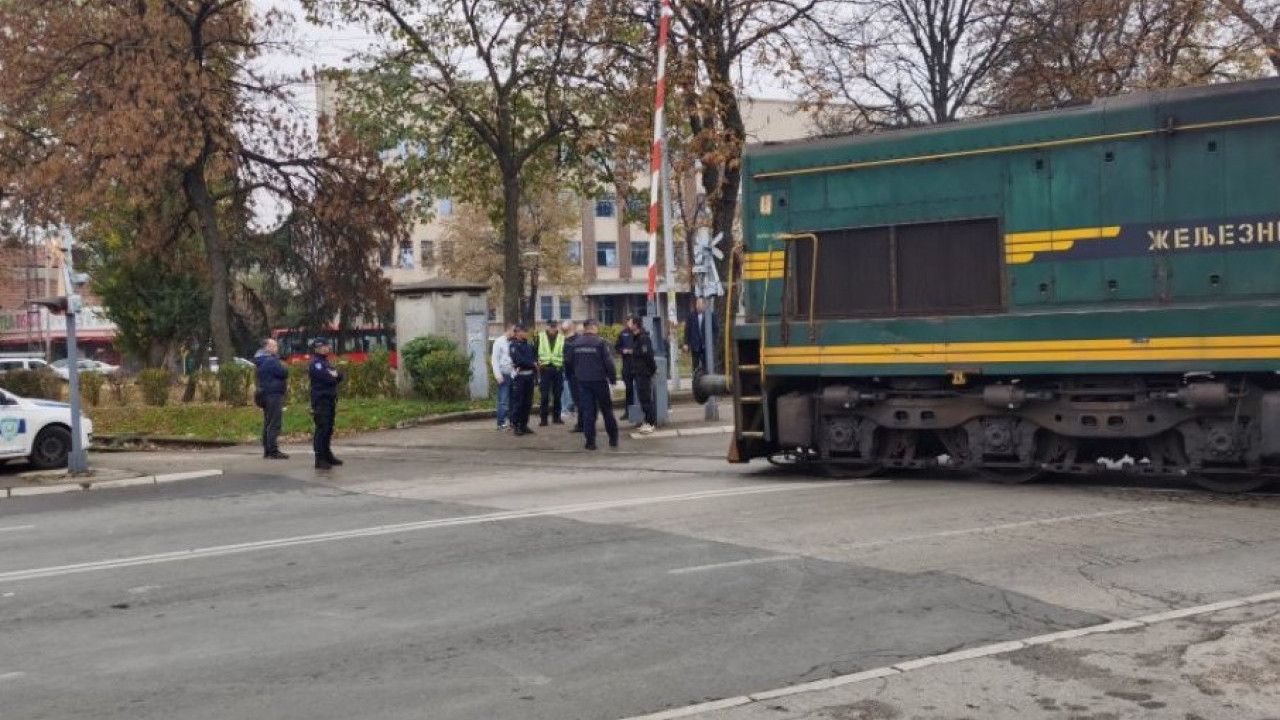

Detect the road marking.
xmin=669 ymin=555 xmax=800 ymax=575
xmin=617 ymin=587 xmax=1280 ymax=720
xmin=838 ymin=507 xmax=1165 ymax=552
xmin=0 ymin=525 xmax=34 ymax=533
xmin=0 ymin=482 xmax=860 ymax=585
xmin=0 ymin=672 xmax=25 ymax=682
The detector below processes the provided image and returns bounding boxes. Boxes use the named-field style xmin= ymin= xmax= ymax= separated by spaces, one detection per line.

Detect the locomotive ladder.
xmin=732 ymin=337 xmax=767 ymax=452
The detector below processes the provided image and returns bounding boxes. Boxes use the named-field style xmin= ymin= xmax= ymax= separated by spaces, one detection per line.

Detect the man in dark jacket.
xmin=309 ymin=338 xmax=345 ymax=470
xmin=508 ymin=325 xmax=539 ymax=436
xmin=254 ymin=338 xmax=289 ymax=459
xmin=614 ymin=324 xmax=636 ymax=420
xmin=566 ymin=319 xmax=619 ymax=451
xmin=627 ymin=316 xmax=658 ymax=434
xmin=683 ymin=297 xmax=720 ymax=374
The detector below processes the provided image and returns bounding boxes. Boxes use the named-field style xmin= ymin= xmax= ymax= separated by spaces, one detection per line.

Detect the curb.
xmin=630 ymin=425 xmax=734 ymax=440
xmin=2 ymin=469 xmax=224 ymax=499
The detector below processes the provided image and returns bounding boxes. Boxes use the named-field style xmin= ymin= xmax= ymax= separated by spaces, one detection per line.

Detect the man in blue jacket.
xmin=254 ymin=338 xmax=289 ymax=459
xmin=309 ymin=338 xmax=345 ymax=469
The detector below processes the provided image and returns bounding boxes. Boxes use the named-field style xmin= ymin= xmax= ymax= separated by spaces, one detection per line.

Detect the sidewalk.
xmin=635 ymin=594 xmax=1280 ymax=720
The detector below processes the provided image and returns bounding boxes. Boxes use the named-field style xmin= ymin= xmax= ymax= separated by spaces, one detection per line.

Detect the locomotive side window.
xmin=789 ymin=218 xmax=1003 ymax=318
xmin=791 ymin=227 xmax=892 ymax=317
xmin=896 ymin=219 xmax=1003 ymax=314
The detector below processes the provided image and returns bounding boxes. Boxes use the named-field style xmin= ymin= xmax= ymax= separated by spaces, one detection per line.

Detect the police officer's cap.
xmin=513 ymin=324 xmax=528 ymax=332
xmin=311 ymin=337 xmax=331 ymax=347
xmin=582 ymin=318 xmax=599 ymax=327
xmin=546 ymin=319 xmax=557 ymax=327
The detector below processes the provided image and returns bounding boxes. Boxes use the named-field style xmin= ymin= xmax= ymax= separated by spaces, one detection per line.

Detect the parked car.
xmin=0 ymin=357 xmax=49 ymax=373
xmin=208 ymin=356 xmax=254 ymax=373
xmin=0 ymin=387 xmax=93 ymax=469
xmin=49 ymin=358 xmax=119 ymax=381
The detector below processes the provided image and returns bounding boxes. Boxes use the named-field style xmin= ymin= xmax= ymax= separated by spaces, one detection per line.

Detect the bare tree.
xmin=990 ymin=0 xmax=1263 ymax=112
xmin=1218 ymin=0 xmax=1280 ymax=73
xmin=801 ymin=0 xmax=1019 ymax=127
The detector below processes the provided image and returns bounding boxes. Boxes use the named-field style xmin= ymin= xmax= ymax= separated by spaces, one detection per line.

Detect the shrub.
xmin=138 ymin=368 xmax=173 ymax=406
xmin=194 ymin=370 xmax=220 ymax=402
xmin=344 ymin=349 xmax=396 ymax=399
xmin=598 ymin=323 xmax=623 ymax=347
xmin=217 ymin=364 xmax=253 ymax=406
xmin=78 ymin=371 xmax=104 ymax=406
xmin=404 ymin=335 xmax=470 ymax=401
xmin=286 ymin=362 xmax=310 ymax=404
xmin=401 ymin=335 xmax=459 ymax=375
xmin=106 ymin=371 xmax=129 ymax=405
xmin=0 ymin=369 xmax=61 ymax=400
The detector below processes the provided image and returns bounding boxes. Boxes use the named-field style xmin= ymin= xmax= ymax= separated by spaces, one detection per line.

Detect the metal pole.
xmin=703 ymin=303 xmax=719 ymax=421
xmin=660 ymin=140 xmax=678 ymax=394
xmin=65 ymin=308 xmax=87 ymax=474
xmin=60 ymin=230 xmax=87 ymax=474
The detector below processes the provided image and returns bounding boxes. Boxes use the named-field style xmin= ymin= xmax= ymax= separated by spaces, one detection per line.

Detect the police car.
xmin=0 ymin=388 xmax=93 ymax=469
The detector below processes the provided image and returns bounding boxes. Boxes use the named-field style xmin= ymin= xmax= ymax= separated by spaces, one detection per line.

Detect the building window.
xmin=597 ymin=241 xmax=618 ymax=268
xmin=559 ymin=296 xmax=572 ymax=320
xmin=630 ymin=242 xmax=650 ymax=268
xmin=398 ymin=240 xmax=415 ymax=269
xmin=420 ymin=240 xmax=434 ymax=266
xmin=595 ymin=197 xmax=616 ymax=218
xmin=540 ymin=296 xmax=554 ymax=321
xmin=568 ymin=241 xmax=582 ymax=265
xmin=438 ymin=197 xmax=453 ymax=217
xmin=626 ymin=195 xmax=646 ymax=217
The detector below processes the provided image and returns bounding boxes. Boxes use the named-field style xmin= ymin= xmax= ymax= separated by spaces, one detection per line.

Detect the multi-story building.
xmin=316 ymin=80 xmax=818 ymax=327
xmin=0 ymin=243 xmax=117 ymax=361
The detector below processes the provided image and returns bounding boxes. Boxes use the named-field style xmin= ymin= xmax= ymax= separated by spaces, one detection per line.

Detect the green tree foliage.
xmin=138 ymin=368 xmax=174 ymax=407
xmin=304 ymin=0 xmax=614 ymax=325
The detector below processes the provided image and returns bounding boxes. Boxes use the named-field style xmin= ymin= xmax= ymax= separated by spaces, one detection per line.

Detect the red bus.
xmin=272 ymin=327 xmax=398 ymax=367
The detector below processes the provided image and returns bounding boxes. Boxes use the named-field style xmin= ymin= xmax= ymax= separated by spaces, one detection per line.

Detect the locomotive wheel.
xmin=1190 ymin=472 xmax=1273 ymax=494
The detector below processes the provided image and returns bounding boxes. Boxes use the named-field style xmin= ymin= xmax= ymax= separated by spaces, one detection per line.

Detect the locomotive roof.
xmin=746 ymin=77 xmax=1280 ymax=175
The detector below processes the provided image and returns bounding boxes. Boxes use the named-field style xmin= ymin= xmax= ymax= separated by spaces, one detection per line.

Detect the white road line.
xmin=0 ymin=482 xmax=855 ymax=585
xmin=0 ymin=672 xmax=25 ymax=682
xmin=669 ymin=555 xmax=800 ymax=575
xmin=617 ymin=587 xmax=1280 ymax=720
xmin=0 ymin=525 xmax=34 ymax=533
xmin=839 ymin=507 xmax=1166 ymax=552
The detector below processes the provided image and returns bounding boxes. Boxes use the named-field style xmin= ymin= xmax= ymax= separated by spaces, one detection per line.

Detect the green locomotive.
xmin=721 ymin=78 xmax=1280 ymax=492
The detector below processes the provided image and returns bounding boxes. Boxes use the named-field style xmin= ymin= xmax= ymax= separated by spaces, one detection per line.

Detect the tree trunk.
xmin=183 ymin=166 xmax=235 ymax=365
xmin=501 ymin=168 xmax=523 ymax=326
xmin=705 ymin=82 xmax=746 ymax=339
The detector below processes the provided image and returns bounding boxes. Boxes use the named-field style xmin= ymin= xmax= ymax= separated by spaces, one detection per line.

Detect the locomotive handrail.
xmin=778 ymin=233 xmax=820 ymax=343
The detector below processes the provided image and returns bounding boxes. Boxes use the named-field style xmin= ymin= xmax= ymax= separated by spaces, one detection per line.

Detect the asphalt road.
xmin=3 ymin=419 xmax=1280 ymax=719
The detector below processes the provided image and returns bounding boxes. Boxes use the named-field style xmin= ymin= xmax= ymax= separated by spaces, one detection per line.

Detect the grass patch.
xmin=88 ymin=397 xmax=494 ymax=444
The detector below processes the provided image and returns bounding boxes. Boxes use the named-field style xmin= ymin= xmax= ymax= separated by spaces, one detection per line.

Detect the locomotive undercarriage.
xmin=770 ymin=374 xmax=1280 ymax=493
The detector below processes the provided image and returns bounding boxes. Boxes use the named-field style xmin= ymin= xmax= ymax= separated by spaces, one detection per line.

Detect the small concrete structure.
xmin=391 ymin=279 xmax=491 ymax=399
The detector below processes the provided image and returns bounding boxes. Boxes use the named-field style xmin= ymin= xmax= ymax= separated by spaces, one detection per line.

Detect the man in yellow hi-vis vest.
xmin=536 ymin=319 xmax=565 ymax=426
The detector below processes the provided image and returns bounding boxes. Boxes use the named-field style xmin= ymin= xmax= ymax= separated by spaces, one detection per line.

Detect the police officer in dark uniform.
xmin=309 ymin=338 xmax=345 ymax=469
xmin=508 ymin=325 xmax=539 ymax=436
xmin=614 ymin=323 xmax=636 ymax=420
xmin=565 ymin=318 xmax=619 ymax=450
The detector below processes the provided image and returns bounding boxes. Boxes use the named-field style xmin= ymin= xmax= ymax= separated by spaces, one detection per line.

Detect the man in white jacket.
xmin=490 ymin=325 xmax=516 ymax=430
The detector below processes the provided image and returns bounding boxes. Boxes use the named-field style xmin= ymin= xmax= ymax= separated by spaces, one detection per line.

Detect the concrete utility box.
xmin=391 ymin=279 xmax=491 ymax=399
